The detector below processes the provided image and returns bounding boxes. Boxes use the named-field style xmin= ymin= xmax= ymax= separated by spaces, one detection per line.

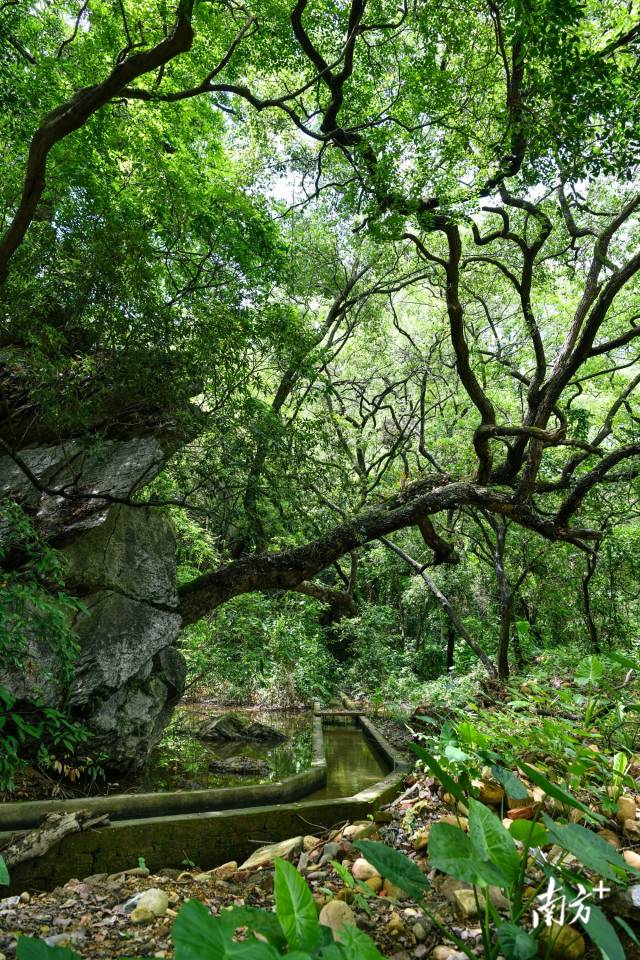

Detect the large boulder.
xmin=0 ymin=433 xmax=185 ymax=772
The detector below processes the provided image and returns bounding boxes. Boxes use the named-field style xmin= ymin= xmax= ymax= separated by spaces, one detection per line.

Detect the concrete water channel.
xmin=0 ymin=705 xmax=410 ymax=892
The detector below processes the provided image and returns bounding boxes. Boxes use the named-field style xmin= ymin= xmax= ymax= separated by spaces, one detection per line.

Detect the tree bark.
xmin=178 ymin=478 xmax=597 ymax=626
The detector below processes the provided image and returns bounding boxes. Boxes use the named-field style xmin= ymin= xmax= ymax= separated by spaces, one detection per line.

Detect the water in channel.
xmin=111 ymin=706 xmax=388 ymax=799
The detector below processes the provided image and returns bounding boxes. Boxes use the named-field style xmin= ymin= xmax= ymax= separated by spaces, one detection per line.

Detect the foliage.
xmin=15 ymin=858 xmax=385 ymax=960
xmin=0 ymin=501 xmax=91 ymax=790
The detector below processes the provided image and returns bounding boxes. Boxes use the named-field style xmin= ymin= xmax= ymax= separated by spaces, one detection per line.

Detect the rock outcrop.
xmin=0 ymin=431 xmax=185 ymax=771
xmin=198 ymin=713 xmax=288 ymax=743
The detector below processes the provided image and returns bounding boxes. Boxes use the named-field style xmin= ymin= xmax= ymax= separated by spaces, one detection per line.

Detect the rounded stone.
xmin=136 ymin=888 xmax=169 ymax=917
xmin=352 ymin=857 xmax=380 ymax=881
xmin=319 ymin=899 xmax=355 ymax=938
xmin=131 ymin=906 xmax=156 ymax=925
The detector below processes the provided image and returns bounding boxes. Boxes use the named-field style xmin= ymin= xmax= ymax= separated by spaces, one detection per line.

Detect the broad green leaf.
xmin=603 ymin=651 xmax=640 ymax=672
xmin=508 ymin=820 xmax=549 ymax=848
xmin=16 ymin=940 xmax=81 ymax=960
xmin=428 ymin=822 xmax=507 ymax=886
xmin=580 ymin=903 xmax=625 ymax=960
xmin=410 ymin=743 xmax=466 ymax=806
xmin=354 ymin=840 xmax=429 ymax=899
xmin=173 ymin=899 xmax=279 ymax=959
xmin=0 ymin=854 xmax=9 ymax=886
xmin=497 ymin=922 xmax=538 ymax=959
xmin=274 ymin=857 xmax=320 ymax=952
xmin=543 ymin=819 xmax=628 ymax=881
xmin=469 ymin=798 xmax=520 ymax=885
xmin=318 ymin=947 xmax=346 ymax=960
xmin=519 ymin=762 xmax=604 ymax=823
xmin=222 ymin=905 xmax=287 ymax=949
xmin=336 ymin=924 xmax=384 ymax=959
xmin=173 ymin=900 xmax=230 ymax=959
xmin=575 ymin=655 xmax=603 ymax=687
xmin=491 ymin=765 xmax=529 ymax=801
xmin=444 ymin=744 xmax=470 ymax=763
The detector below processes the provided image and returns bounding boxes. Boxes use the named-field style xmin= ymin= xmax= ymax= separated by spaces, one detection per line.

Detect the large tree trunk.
xmin=178 ymin=479 xmax=596 ymax=626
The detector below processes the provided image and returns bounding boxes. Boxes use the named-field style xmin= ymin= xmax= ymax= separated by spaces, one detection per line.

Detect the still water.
xmin=114 ymin=707 xmax=389 ymax=798
xmin=309 ymin=725 xmax=388 ymax=799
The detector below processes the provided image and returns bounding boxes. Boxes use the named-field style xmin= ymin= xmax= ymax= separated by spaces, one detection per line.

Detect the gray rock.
xmin=86 ymin=646 xmax=186 ymax=770
xmin=62 ymin=505 xmax=177 ymax=607
xmin=199 ymin=713 xmax=287 ymax=743
xmin=70 ymin=591 xmax=181 ymax=705
xmin=208 ymin=757 xmax=270 ymax=776
xmin=1 ymin=429 xmax=185 ymax=770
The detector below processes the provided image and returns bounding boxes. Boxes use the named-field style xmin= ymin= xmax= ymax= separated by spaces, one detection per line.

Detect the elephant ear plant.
xmin=13 ymin=858 xmax=386 ymax=960
xmin=10 ymin=746 xmax=640 ymax=960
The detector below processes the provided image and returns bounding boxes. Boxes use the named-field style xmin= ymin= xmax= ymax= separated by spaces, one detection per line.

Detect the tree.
xmin=1 ymin=0 xmax=639 ymax=686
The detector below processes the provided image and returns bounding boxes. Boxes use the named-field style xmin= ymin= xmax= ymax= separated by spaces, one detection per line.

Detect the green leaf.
xmin=331 ymin=860 xmax=355 ymax=888
xmin=602 ymin=651 xmax=640 ymax=672
xmin=444 ymin=744 xmax=469 ymax=763
xmin=336 ymin=924 xmax=384 ymax=959
xmin=0 ymin=854 xmax=9 ymax=886
xmin=497 ymin=922 xmax=538 ymax=959
xmin=428 ymin=822 xmax=506 ymax=886
xmin=469 ymin=798 xmax=520 ymax=885
xmin=491 ymin=765 xmax=529 ymax=801
xmin=543 ymin=819 xmax=628 ymax=881
xmin=354 ymin=840 xmax=429 ymax=899
xmin=173 ymin=900 xmax=229 ymax=959
xmin=318 ymin=947 xmax=346 ymax=960
xmin=507 ymin=820 xmax=549 ymax=848
xmin=519 ymin=762 xmax=604 ymax=823
xmin=580 ymin=903 xmax=625 ymax=960
xmin=16 ymin=940 xmax=81 ymax=960
xmin=173 ymin=899 xmax=280 ymax=960
xmin=614 ymin=915 xmax=640 ymax=946
xmin=410 ymin=743 xmax=466 ymax=806
xmin=274 ymin=857 xmax=320 ymax=952
xmin=222 ymin=906 xmax=287 ymax=950
xmin=575 ymin=655 xmax=603 ymax=687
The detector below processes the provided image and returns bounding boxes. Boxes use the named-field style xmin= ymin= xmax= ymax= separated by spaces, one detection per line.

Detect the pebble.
xmin=432 ymin=948 xmax=467 ymax=960
xmin=319 ymin=899 xmax=355 ymax=937
xmin=342 ymin=821 xmax=378 ymax=841
xmin=412 ymin=921 xmax=427 ymax=941
xmin=623 ymin=849 xmax=640 ymax=869
xmin=597 ymin=829 xmax=621 ymax=849
xmin=211 ymin=861 xmax=237 ymax=880
xmin=413 ymin=946 xmax=428 ymax=958
xmin=387 ymin=912 xmax=404 ymax=935
xmin=538 ymin=922 xmax=585 ymax=959
xmin=617 ymin=796 xmax=637 ymax=823
xmin=352 ymin=858 xmax=380 ymax=881
xmin=131 ymin=906 xmax=156 ymax=925
xmin=624 ymin=819 xmax=640 ymax=839
xmin=124 ymin=887 xmax=168 ymax=917
xmin=319 ymin=842 xmax=341 ymax=865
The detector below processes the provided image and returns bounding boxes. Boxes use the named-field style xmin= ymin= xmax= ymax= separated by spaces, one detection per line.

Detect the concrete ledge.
xmin=0 ymin=714 xmax=326 ymax=831
xmin=1 ymin=710 xmax=411 ymax=892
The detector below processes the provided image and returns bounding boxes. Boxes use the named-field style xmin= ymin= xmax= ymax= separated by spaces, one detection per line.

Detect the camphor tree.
xmin=1 ymin=0 xmax=639 ymax=694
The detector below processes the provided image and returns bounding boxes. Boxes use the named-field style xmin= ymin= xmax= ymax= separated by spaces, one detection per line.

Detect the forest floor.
xmin=2 ymin=764 xmax=636 ymax=959
xmin=0 ymin=775 xmax=486 ymax=960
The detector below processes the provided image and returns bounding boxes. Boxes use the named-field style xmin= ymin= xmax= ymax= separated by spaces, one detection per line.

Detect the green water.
xmin=111 ymin=708 xmax=389 ymax=798
xmin=115 ymin=707 xmax=315 ymax=793
xmin=309 ymin=725 xmax=388 ymax=799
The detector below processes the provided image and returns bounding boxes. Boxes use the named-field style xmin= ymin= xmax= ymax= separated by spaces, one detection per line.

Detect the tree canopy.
xmin=1 ymin=0 xmax=639 ymax=682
